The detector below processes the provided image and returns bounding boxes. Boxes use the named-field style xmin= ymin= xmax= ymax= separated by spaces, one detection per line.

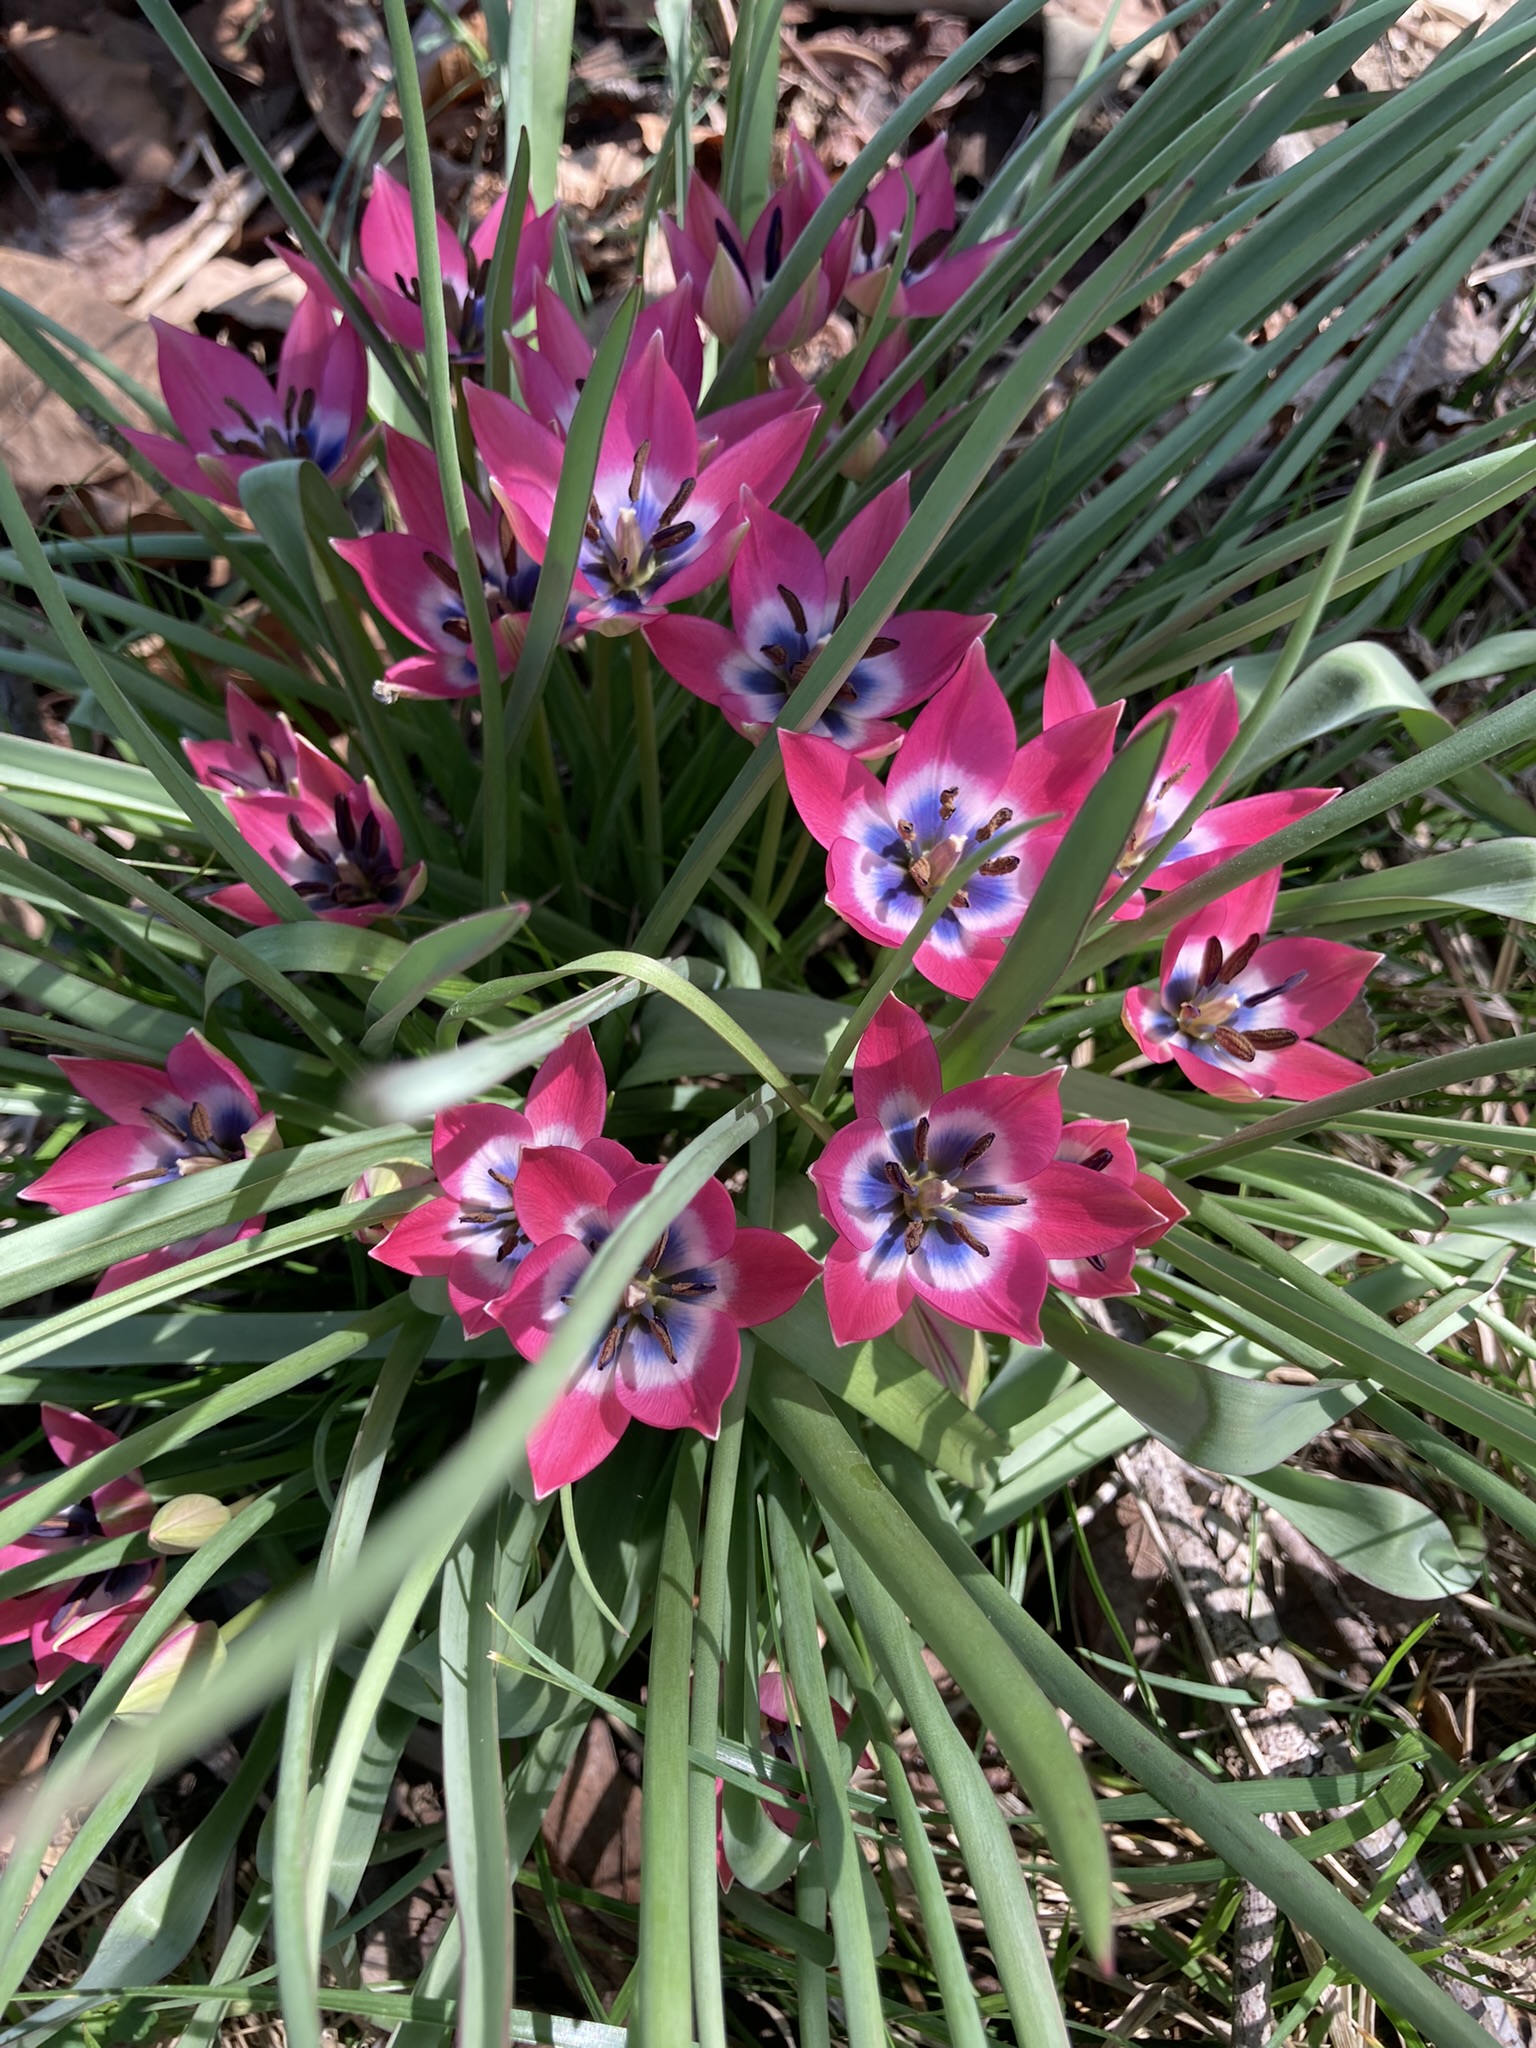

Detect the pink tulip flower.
xmin=332 ymin=428 xmax=533 ymax=701
xmin=22 ymin=1030 xmax=278 ymax=1217
xmin=809 ymin=996 xmax=1162 ymax=1346
xmin=94 ymin=1221 xmax=265 ymax=1299
xmin=645 ymin=479 xmax=990 ymax=757
xmin=780 ymin=646 xmax=1118 ymax=997
xmin=1 ymin=1407 xmax=158 ymax=1691
xmin=210 ymin=748 xmax=425 ymax=927
xmin=664 ymin=138 xmax=857 ymax=355
xmin=716 ymin=1669 xmax=871 ymax=1888
xmin=355 ymin=165 xmax=558 ymax=362
xmin=1047 ymin=1121 xmax=1186 ymax=1298
xmin=466 ymin=333 xmax=817 ymax=634
xmin=844 ymin=139 xmax=1017 ymax=322
xmin=495 ymin=1151 xmax=819 ymax=1494
xmin=183 ymin=685 xmax=305 ymax=796
xmin=1043 ymin=648 xmax=1337 ymax=916
xmin=123 ymin=274 xmax=372 ymax=508
xmin=1122 ymin=868 xmax=1381 ymax=1101
xmin=371 ymin=1027 xmax=634 ymax=1338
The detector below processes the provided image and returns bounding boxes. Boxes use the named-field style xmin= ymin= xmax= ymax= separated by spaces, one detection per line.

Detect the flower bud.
xmin=149 ymin=1493 xmax=231 ymax=1554
xmin=114 ymin=1620 xmax=225 ymax=1720
xmin=345 ymin=1160 xmax=434 ymax=1245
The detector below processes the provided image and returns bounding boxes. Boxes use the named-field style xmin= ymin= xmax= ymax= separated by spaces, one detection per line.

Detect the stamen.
xmin=882 ymin=1160 xmax=910 ymax=1189
xmin=904 ymin=1216 xmax=926 ymax=1254
xmin=288 ymin=816 xmax=332 ymax=866
xmin=1080 ymin=1147 xmax=1114 ymax=1173
xmin=651 ymin=1312 xmax=677 ymax=1365
xmin=961 ymin=1132 xmax=994 ymax=1168
xmin=488 ymin=1168 xmax=518 ymax=1194
xmin=866 ymin=635 xmax=898 ymax=657
xmin=763 ymin=204 xmax=785 ymax=280
xmin=423 ymin=550 xmax=461 ymax=592
xmin=1218 ymin=932 xmax=1262 ymax=984
xmin=658 ymin=477 xmax=696 ymax=526
xmin=1213 ymin=1026 xmax=1256 ymax=1062
xmin=761 ymin=644 xmax=789 ymax=667
xmin=912 ymin=1115 xmax=929 ymax=1165
xmin=974 ymin=807 xmax=1013 ymax=843
xmin=778 ymin=585 xmax=809 ymax=636
xmin=1243 ymin=1028 xmax=1300 ymax=1050
xmin=951 ymin=1218 xmax=991 ymax=1256
xmin=860 ymin=207 xmax=878 ymax=259
xmin=909 ymin=226 xmax=953 ymax=274
xmin=969 ymin=1191 xmax=1026 ymax=1206
xmin=835 ymin=577 xmax=852 ymax=629
xmin=140 ymin=1107 xmax=186 ymax=1142
xmin=896 ymin=818 xmax=917 ymax=843
xmin=939 ymin=787 xmax=959 ymax=821
xmin=652 ymin=521 xmax=696 ymax=552
xmin=629 ymin=440 xmax=651 ymax=500
xmin=1200 ymin=936 xmax=1224 ymax=989
xmin=714 ymin=220 xmax=750 ymax=280
xmin=334 ymin=794 xmax=358 ymax=851
xmin=978 ymin=856 xmax=1020 ymax=877
xmin=596 ymin=1323 xmax=624 ymax=1369
xmin=187 ymin=1100 xmax=214 ymax=1145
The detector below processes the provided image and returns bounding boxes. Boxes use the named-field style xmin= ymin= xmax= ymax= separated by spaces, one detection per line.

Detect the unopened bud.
xmin=149 ymin=1493 xmax=230 ymax=1554
xmin=114 ymin=1620 xmax=225 ymax=1719
xmin=346 ymin=1160 xmax=434 ymax=1246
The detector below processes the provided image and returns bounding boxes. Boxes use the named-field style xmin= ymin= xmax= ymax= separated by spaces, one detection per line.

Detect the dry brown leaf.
xmin=0 ymin=247 xmax=167 ymax=522
xmin=6 ymin=21 xmax=182 ymax=189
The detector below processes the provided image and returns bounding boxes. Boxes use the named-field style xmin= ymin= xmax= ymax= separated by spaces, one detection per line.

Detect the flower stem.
xmin=630 ymin=632 xmax=664 ymax=903
xmin=750 ymin=770 xmax=788 ymax=915
xmin=531 ymin=704 xmax=582 ymax=915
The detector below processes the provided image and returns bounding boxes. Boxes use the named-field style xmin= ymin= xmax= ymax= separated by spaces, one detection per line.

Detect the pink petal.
xmin=41 ymin=1405 xmax=121 ymax=1466
xmin=733 ymin=493 xmax=827 ymax=647
xmin=22 ymin=1125 xmax=175 ymax=1214
xmin=711 ymin=1228 xmax=820 ymax=1327
xmin=859 ymin=609 xmax=991 ymax=719
xmin=1129 ymin=674 xmax=1238 ymax=787
xmin=1020 ymin=1161 xmax=1165 ymax=1257
xmin=826 ymin=476 xmax=908 ymax=604
xmin=433 ymin=1102 xmax=532 ymax=1195
xmin=885 ymin=646 xmax=1015 ymax=823
xmin=50 ymin=1055 xmax=180 ymax=1128
xmin=662 ymin=208 xmax=716 ymax=307
xmin=378 ymin=653 xmax=481 ymax=702
xmin=821 ymin=1239 xmax=910 ymax=1344
xmin=598 ymin=333 xmax=698 ymax=512
xmin=1003 ymin=704 xmax=1122 ymax=826
xmin=464 ymin=380 xmax=562 ymax=562
xmin=370 ymin=1193 xmax=462 ymax=1278
xmin=1120 ymin=983 xmax=1176 ymax=1065
xmin=148 ymin=317 xmax=281 ymax=453
xmin=635 ymin=279 xmax=704 ymax=406
xmin=1159 ymin=869 xmax=1282 ymax=995
xmin=524 ymin=1027 xmax=609 ymax=1149
xmin=495 ymin=1235 xmax=591 ymax=1359
xmin=94 ymin=1221 xmax=261 ymax=1299
xmin=1240 ymin=1039 xmax=1373 ymax=1102
xmin=779 ymin=731 xmax=887 ymax=850
xmin=509 ymin=203 xmax=560 ymax=324
xmin=164 ymin=1030 xmax=261 ymax=1121
xmin=608 ymin=1168 xmax=738 ymax=1270
xmin=121 ymin=428 xmax=232 ymax=502
xmin=614 ymin=1301 xmax=739 ymax=1434
xmin=1234 ymin=934 xmax=1380 ymax=1038
xmin=826 ymin=837 xmax=923 ymax=955
xmin=1043 ymin=643 xmax=1098 ymax=726
xmin=690 ymin=407 xmax=819 ymax=527
xmin=810 ymin=1115 xmax=903 ymax=1251
xmin=1155 ymin=789 xmax=1338 ymax=890
xmin=1134 ymin=1174 xmax=1188 ymax=1244
xmin=901 ymin=237 xmax=1015 ymax=320
xmin=1054 ymin=1117 xmax=1134 ymax=1180
xmin=383 ymin=426 xmax=456 ymax=553
xmin=360 ymin=166 xmax=466 ymax=297
xmin=644 ymin=614 xmax=741 ymax=710
xmin=912 ymin=929 xmax=1003 ymax=1001
xmin=527 ymin=1368 xmax=629 ymax=1497
xmin=355 ymin=271 xmax=427 ymax=354
xmin=852 ymin=993 xmax=940 ymax=1127
xmin=912 ymin=1228 xmax=1048 ymax=1346
xmin=926 ymin=1072 xmax=1064 ymax=1184
xmin=513 ymin=1146 xmax=618 ymax=1245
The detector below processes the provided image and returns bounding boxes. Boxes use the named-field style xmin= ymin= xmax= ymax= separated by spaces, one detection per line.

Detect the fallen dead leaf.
xmin=6 ymin=19 xmax=184 ymax=190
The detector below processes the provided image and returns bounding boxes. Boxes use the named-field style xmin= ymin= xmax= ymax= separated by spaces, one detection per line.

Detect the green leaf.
xmin=757 ymin=1290 xmax=1004 ymax=1490
xmin=361 ymin=905 xmax=530 ymax=1054
xmin=1202 ymin=1146 xmax=1447 ymax=1233
xmin=940 ymin=716 xmax=1170 ymax=1085
xmin=623 ymin=987 xmax=850 ymax=1087
xmin=1248 ymin=1465 xmax=1480 ymax=1599
xmin=204 ymin=923 xmax=404 ymax=1012
xmin=1279 ymin=839 xmax=1536 ymax=932
xmin=751 ymin=1353 xmax=1114 ymax=1966
xmin=0 ymin=944 xmax=185 ymax=1052
xmin=1038 ymin=1298 xmax=1369 ymax=1474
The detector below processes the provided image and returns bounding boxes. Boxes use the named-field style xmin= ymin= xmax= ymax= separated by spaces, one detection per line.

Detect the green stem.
xmin=630 ymin=634 xmax=665 ymax=904
xmin=635 ymin=1436 xmax=705 ymax=2048
xmin=531 ymin=704 xmax=583 ymax=915
xmin=379 ymin=0 xmax=509 ymax=908
xmin=750 ymin=772 xmax=788 ymax=913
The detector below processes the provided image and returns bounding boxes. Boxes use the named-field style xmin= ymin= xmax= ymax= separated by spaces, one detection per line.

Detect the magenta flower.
xmin=123 ymin=276 xmax=371 ymax=508
xmin=332 ymin=427 xmax=532 ymax=701
xmin=716 ymin=1669 xmax=871 ymax=1888
xmin=1044 ymin=648 xmax=1337 ymax=917
xmin=1123 ymin=869 xmax=1381 ymax=1101
xmin=183 ymin=685 xmax=305 ymax=796
xmin=371 ymin=1027 xmax=633 ymax=1339
xmin=845 ymin=139 xmax=1016 ymax=322
xmin=824 ymin=329 xmax=929 ymax=482
xmin=664 ymin=139 xmax=857 ymax=354
xmin=495 ymin=1150 xmax=819 ymax=1495
xmin=21 ymin=1029 xmax=278 ymax=1217
xmin=780 ymin=647 xmax=1118 ymax=997
xmin=1048 ymin=1121 xmax=1186 ymax=1298
xmin=467 ymin=334 xmax=817 ymax=634
xmin=355 ymin=165 xmax=558 ymax=362
xmin=645 ymin=478 xmax=989 ymax=756
xmin=809 ymin=996 xmax=1162 ymax=1346
xmin=210 ymin=750 xmax=425 ymax=927
xmin=1 ymin=1407 xmax=158 ymax=1691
